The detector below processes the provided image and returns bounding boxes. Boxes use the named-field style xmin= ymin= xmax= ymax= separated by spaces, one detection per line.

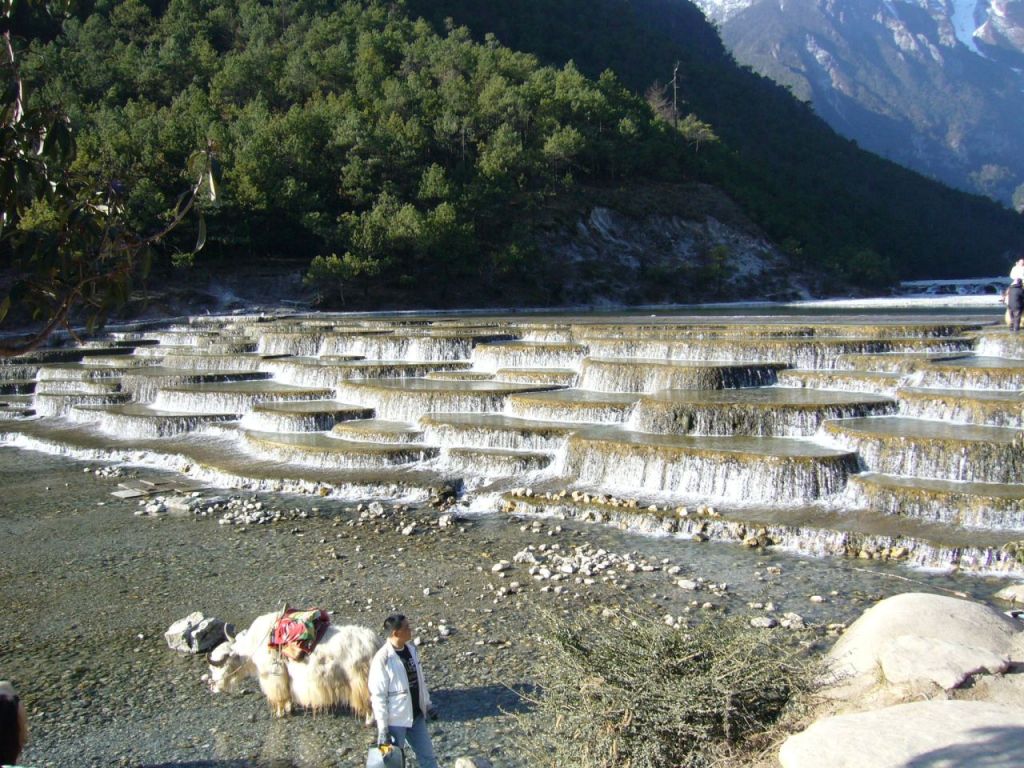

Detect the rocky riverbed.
xmin=0 ymin=446 xmax=1016 ymax=768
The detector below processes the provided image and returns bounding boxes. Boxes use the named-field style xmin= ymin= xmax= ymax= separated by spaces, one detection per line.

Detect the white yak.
xmin=207 ymin=612 xmax=378 ymax=718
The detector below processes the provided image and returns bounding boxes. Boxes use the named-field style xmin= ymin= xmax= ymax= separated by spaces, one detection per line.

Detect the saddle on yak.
xmin=269 ymin=607 xmax=331 ymax=662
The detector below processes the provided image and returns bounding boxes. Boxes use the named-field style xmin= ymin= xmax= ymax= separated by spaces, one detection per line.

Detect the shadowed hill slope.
xmin=408 ymin=0 xmax=1024 ymax=283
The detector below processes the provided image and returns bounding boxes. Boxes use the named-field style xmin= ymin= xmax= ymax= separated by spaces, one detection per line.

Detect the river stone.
xmin=994 ymin=583 xmax=1024 ymax=604
xmin=778 ymin=700 xmax=1024 ymax=768
xmin=454 ymin=759 xmax=493 ymax=768
xmin=164 ymin=612 xmax=228 ymax=654
xmin=825 ymin=593 xmax=1023 ymax=701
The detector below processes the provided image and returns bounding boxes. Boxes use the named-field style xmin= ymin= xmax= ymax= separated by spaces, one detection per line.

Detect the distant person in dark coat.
xmin=1007 ymin=279 xmax=1024 ymax=332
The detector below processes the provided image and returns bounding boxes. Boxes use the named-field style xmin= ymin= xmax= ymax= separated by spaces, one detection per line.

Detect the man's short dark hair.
xmin=384 ymin=613 xmax=407 ymax=635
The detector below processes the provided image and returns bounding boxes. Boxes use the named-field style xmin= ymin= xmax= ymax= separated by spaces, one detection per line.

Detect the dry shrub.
xmin=514 ymin=606 xmax=818 ymax=768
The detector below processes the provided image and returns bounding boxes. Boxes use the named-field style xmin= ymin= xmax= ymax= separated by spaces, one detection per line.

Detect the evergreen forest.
xmin=10 ymin=0 xmax=1024 ymax=311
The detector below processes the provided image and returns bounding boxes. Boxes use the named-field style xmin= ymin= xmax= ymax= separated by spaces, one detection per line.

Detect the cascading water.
xmin=330 ymin=419 xmax=425 ymax=445
xmin=421 ymin=413 xmax=581 ymax=451
xmin=34 ymin=379 xmax=121 ymax=395
xmin=583 ymin=337 xmax=971 ymax=369
xmin=494 ymin=368 xmax=578 ymax=386
xmin=911 ymin=357 xmax=1024 ymax=390
xmin=442 ymin=446 xmax=554 ymax=476
xmin=34 ymin=391 xmax=132 ymax=417
xmin=472 ymin=341 xmax=589 ymax=372
xmin=158 ymin=352 xmax=267 ymax=372
xmin=255 ymin=331 xmax=326 ymax=357
xmin=319 ymin=332 xmax=505 ymax=361
xmin=263 ymin=358 xmax=471 ymax=388
xmin=240 ymin=430 xmax=438 ymax=470
xmin=630 ymin=389 xmax=897 ymax=437
xmin=974 ymin=331 xmax=1024 ymax=360
xmin=335 ymin=379 xmax=556 ymax=422
xmin=69 ymin=403 xmax=238 ymax=438
xmin=119 ymin=369 xmax=271 ymax=403
xmin=505 ymin=389 xmax=638 ymax=424
xmin=822 ymin=417 xmax=1024 ymax=484
xmin=562 ymin=428 xmax=859 ymax=503
xmin=578 ymin=358 xmax=786 ymax=393
xmin=844 ymin=473 xmax=1024 ymax=530
xmin=777 ymin=369 xmax=904 ymax=396
xmin=3 ymin=308 xmax=1023 ymax=579
xmin=896 ymin=386 xmax=1024 ymax=428
xmin=152 ymin=382 xmax=335 ymax=415
xmin=239 ymin=401 xmax=373 ymax=433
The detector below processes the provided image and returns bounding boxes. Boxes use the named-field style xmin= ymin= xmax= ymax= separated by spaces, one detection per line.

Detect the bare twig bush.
xmin=514 ymin=606 xmax=818 ymax=768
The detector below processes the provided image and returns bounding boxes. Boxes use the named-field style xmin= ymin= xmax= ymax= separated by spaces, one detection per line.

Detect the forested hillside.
xmin=21 ymin=0 xmax=706 ymax=308
xmin=16 ymin=0 xmax=1024 ymax=314
xmin=408 ymin=0 xmax=1024 ymax=283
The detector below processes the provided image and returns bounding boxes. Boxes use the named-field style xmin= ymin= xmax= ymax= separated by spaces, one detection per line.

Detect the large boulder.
xmin=779 ymin=700 xmax=1024 ymax=768
xmin=825 ymin=592 xmax=1023 ymax=703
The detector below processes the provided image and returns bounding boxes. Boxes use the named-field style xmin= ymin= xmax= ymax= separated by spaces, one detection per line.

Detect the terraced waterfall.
xmin=3 ymin=310 xmax=1023 ymax=576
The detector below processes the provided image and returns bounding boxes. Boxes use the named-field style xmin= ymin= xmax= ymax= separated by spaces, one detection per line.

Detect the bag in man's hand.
xmin=366 ymin=743 xmax=405 ymax=768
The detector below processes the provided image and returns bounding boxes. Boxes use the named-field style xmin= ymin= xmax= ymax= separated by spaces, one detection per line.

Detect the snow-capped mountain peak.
xmin=691 ymin=0 xmax=1024 ymax=207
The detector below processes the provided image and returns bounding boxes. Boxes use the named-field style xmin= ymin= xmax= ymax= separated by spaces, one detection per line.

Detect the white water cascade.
xmin=2 ymin=307 xmax=1023 ymax=576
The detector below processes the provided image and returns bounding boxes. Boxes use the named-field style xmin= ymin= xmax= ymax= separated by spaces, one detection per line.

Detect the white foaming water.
xmin=4 ymin=298 xmax=1023 ymax=580
xmin=824 ymin=418 xmax=1024 ymax=484
xmin=843 ymin=474 xmax=1024 ymax=530
xmin=335 ymin=380 xmax=534 ymax=423
xmin=34 ymin=392 xmax=131 ymax=418
xmin=255 ymin=331 xmax=325 ymax=357
xmin=152 ymin=385 xmax=331 ymax=415
xmin=579 ymin=359 xmax=782 ymax=393
xmin=70 ymin=405 xmax=236 ymax=439
xmin=319 ymin=333 xmax=477 ymax=361
xmin=159 ymin=353 xmax=266 ymax=372
xmin=240 ymin=407 xmax=339 ymax=433
xmin=630 ymin=396 xmax=895 ymax=437
xmin=471 ymin=342 xmax=588 ymax=373
xmin=422 ymin=418 xmax=575 ymax=452
xmin=563 ymin=433 xmax=857 ymax=503
xmin=0 ymin=431 xmax=435 ymax=504
xmin=439 ymin=446 xmax=554 ymax=478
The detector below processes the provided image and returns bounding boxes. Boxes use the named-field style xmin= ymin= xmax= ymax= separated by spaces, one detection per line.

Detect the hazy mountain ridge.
xmin=694 ymin=0 xmax=1024 ymax=206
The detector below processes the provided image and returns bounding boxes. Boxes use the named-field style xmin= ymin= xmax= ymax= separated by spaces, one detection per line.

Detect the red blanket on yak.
xmin=269 ymin=607 xmax=330 ymax=661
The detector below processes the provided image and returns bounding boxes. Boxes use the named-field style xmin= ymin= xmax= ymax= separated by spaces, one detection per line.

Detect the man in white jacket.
xmin=368 ymin=614 xmax=438 ymax=768
xmin=1011 ymin=258 xmax=1024 ymax=283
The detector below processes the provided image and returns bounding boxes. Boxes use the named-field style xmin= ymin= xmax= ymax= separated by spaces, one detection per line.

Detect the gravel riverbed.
xmin=0 ymin=446 xmax=1011 ymax=768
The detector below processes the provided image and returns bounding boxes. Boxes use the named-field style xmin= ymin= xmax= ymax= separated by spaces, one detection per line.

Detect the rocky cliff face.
xmin=540 ymin=186 xmax=814 ymax=306
xmin=691 ymin=0 xmax=1024 ymax=208
xmin=975 ymin=0 xmax=1024 ymax=63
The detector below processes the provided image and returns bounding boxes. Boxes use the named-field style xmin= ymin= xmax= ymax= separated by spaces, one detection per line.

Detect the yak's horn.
xmin=207 ymin=650 xmax=229 ymax=668
xmin=223 ymin=623 xmax=236 ymax=643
